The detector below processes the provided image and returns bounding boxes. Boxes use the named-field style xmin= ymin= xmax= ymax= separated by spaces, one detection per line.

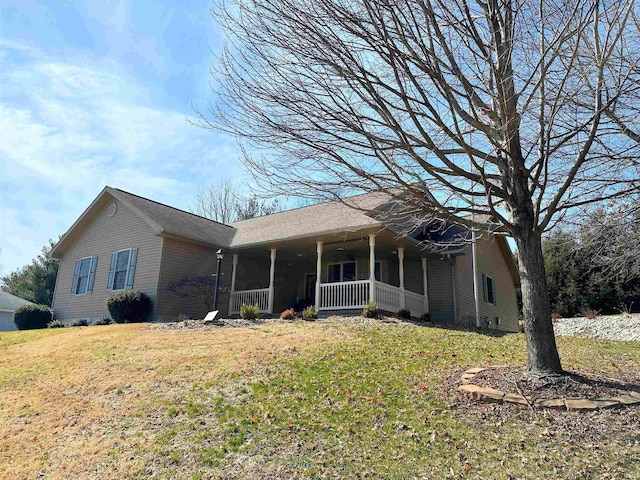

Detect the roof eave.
xmin=229 ymin=222 xmax=384 ymax=249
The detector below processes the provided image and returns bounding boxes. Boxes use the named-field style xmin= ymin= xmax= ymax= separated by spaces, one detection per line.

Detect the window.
xmin=482 ymin=274 xmax=496 ymax=305
xmin=108 ymin=247 xmax=138 ymax=291
xmin=327 ymin=261 xmax=356 ymax=282
xmin=113 ymin=250 xmax=130 ymax=290
xmin=374 ymin=261 xmax=381 ymax=281
xmin=71 ymin=256 xmax=98 ymax=295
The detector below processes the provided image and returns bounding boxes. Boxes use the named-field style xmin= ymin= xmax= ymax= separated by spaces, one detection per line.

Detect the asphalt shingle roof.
xmin=0 ymin=290 xmax=34 ymax=312
xmin=229 ymin=192 xmax=391 ymax=247
xmin=110 ymin=188 xmax=237 ymax=248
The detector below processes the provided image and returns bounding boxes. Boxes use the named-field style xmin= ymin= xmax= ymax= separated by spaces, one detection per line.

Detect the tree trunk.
xmin=513 ymin=225 xmax=563 ymax=375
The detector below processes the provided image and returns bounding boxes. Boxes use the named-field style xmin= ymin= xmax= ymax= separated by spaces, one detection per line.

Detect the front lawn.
xmin=0 ymin=320 xmax=638 ymax=479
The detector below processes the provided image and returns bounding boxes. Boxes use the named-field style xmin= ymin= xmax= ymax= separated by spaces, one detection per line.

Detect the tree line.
xmin=544 ymin=209 xmax=640 ymax=317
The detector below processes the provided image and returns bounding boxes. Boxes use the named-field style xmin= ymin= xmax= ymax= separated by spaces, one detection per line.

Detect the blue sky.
xmin=0 ymin=0 xmax=246 ymax=274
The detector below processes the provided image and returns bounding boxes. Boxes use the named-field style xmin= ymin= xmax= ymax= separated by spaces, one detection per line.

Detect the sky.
xmin=0 ymin=0 xmax=248 ymax=275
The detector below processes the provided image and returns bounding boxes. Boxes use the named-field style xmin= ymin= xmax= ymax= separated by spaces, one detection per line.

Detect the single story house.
xmin=50 ymin=187 xmax=520 ymax=331
xmin=0 ymin=290 xmax=35 ymax=332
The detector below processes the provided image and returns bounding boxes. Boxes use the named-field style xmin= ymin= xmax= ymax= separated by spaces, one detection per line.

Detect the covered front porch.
xmin=228 ymin=229 xmax=432 ymax=318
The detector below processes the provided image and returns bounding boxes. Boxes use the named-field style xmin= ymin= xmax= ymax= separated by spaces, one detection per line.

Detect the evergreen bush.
xmin=13 ymin=304 xmax=52 ymax=330
xmin=106 ymin=290 xmax=152 ymax=324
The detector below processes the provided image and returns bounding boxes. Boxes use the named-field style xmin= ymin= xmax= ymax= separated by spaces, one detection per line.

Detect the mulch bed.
xmin=471 ymin=367 xmax=640 ymax=402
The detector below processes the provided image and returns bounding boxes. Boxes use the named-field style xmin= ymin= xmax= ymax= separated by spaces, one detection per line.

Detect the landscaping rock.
xmin=534 ymin=399 xmax=565 ymax=410
xmin=458 ymin=384 xmax=484 ymax=395
xmin=460 ymin=374 xmax=476 ymax=384
xmin=464 ymin=368 xmax=486 ymax=374
xmin=503 ymin=393 xmax=530 ymax=406
xmin=477 ymin=387 xmax=505 ymax=404
xmin=565 ymin=399 xmax=599 ymax=410
xmin=553 ymin=315 xmax=640 ymax=342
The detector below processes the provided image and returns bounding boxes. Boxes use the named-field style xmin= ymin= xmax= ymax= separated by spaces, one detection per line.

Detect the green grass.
xmin=1 ymin=321 xmax=638 ymax=478
xmin=149 ymin=324 xmax=640 ymax=479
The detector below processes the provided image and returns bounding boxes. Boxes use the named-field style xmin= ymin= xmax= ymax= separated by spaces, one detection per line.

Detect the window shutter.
xmin=125 ymin=247 xmax=138 ymax=289
xmin=482 ymin=274 xmax=488 ymax=303
xmin=107 ymin=252 xmax=117 ymax=291
xmin=86 ymin=256 xmax=98 ymax=294
xmin=70 ymin=260 xmax=81 ymax=295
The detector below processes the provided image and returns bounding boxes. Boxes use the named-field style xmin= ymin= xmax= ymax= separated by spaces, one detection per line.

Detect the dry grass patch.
xmin=0 ymin=321 xmax=347 ymax=480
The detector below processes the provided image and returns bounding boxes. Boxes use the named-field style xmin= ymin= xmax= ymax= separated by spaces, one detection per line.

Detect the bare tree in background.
xmin=192 ymin=179 xmax=238 ymax=224
xmin=578 ymin=200 xmax=640 ymax=284
xmin=192 ymin=179 xmax=281 ymax=222
xmin=200 ymin=0 xmax=640 ymax=375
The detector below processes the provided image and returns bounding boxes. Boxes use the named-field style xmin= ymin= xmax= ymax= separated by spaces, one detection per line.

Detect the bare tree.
xmin=192 ymin=179 xmax=282 ymax=222
xmin=192 ymin=179 xmax=239 ymax=224
xmin=578 ymin=200 xmax=640 ymax=284
xmin=200 ymin=0 xmax=640 ymax=375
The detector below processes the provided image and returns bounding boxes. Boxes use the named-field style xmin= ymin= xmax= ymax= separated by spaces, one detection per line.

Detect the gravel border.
xmin=552 ymin=314 xmax=640 ymax=342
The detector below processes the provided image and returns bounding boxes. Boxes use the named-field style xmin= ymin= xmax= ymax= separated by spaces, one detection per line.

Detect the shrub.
xmin=70 ymin=318 xmax=89 ymax=327
xmin=13 ymin=304 xmax=52 ymax=330
xmin=302 ymin=306 xmax=318 ymax=321
xmin=280 ymin=308 xmax=296 ymax=320
xmin=106 ymin=290 xmax=152 ymax=324
xmin=240 ymin=304 xmax=260 ymax=320
xmin=94 ymin=317 xmax=111 ymax=326
xmin=580 ymin=308 xmax=601 ymax=320
xmin=419 ymin=312 xmax=431 ymax=323
xmin=47 ymin=319 xmax=65 ymax=329
xmin=362 ymin=301 xmax=378 ymax=319
xmin=397 ymin=308 xmax=411 ymax=320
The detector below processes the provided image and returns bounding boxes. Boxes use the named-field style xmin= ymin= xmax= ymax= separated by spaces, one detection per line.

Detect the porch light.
xmin=213 ymin=249 xmax=223 ymax=310
xmin=336 ymin=247 xmax=344 ymax=251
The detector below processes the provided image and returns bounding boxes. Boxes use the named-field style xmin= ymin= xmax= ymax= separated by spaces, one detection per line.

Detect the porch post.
xmin=231 ymin=254 xmax=239 ymax=293
xmin=398 ymin=247 xmax=406 ymax=309
xmin=421 ymin=258 xmax=429 ymax=313
xmin=229 ymin=254 xmax=239 ymax=316
xmin=268 ymin=249 xmax=277 ymax=314
xmin=315 ymin=241 xmax=323 ymax=311
xmin=369 ymin=234 xmax=376 ymax=303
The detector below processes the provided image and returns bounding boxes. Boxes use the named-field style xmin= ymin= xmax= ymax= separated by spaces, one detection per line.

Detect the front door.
xmin=305 ymin=274 xmax=317 ymax=302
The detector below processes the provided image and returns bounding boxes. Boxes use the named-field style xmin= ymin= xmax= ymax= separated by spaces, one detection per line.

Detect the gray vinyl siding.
xmin=0 ymin=312 xmax=16 ymax=332
xmin=403 ymin=260 xmax=424 ymax=295
xmin=427 ymin=257 xmax=455 ymax=323
xmin=476 ymin=236 xmax=519 ymax=332
xmin=455 ymin=246 xmax=477 ymax=328
xmin=155 ymin=238 xmax=227 ymax=322
xmin=51 ymin=195 xmax=163 ymax=322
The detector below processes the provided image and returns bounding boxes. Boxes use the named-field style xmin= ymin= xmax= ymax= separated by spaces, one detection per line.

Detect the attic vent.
xmin=108 ymin=203 xmax=117 ymax=217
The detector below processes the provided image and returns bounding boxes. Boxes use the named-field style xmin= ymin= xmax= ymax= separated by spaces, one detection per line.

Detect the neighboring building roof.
xmin=229 ymin=191 xmax=390 ymax=247
xmin=109 ymin=188 xmax=236 ymax=247
xmin=0 ymin=290 xmax=34 ymax=313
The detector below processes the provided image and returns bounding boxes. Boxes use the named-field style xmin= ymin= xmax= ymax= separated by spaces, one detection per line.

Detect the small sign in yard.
xmin=204 ymin=310 xmax=219 ymax=322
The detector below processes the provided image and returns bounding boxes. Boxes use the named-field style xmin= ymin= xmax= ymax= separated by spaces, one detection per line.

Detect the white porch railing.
xmin=374 ymin=280 xmax=401 ymax=314
xmin=320 ymin=280 xmax=370 ymax=310
xmin=405 ymin=290 xmax=425 ymax=318
xmin=231 ymin=281 xmax=426 ymax=317
xmin=229 ymin=288 xmax=270 ymax=314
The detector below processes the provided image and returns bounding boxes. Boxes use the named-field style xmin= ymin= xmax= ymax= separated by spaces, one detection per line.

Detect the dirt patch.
xmin=472 ymin=367 xmax=640 ymax=401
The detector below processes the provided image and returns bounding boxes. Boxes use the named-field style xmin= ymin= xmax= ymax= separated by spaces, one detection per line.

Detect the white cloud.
xmin=0 ymin=41 xmax=244 ymax=274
